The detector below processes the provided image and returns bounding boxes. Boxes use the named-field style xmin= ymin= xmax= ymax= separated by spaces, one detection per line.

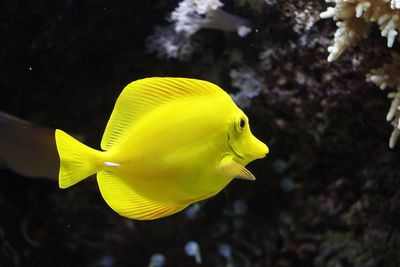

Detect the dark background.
xmin=1 ymin=1 xmax=400 ymax=266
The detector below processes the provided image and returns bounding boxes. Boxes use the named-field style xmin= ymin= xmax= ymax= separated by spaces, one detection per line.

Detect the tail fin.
xmin=55 ymin=129 xmax=102 ymax=189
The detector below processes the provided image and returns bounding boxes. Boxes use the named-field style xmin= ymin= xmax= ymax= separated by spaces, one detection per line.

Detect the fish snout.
xmin=251 ymin=137 xmax=269 ymax=159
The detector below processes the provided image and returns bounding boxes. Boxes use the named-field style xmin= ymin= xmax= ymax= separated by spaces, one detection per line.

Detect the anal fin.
xmin=97 ymin=171 xmax=187 ymax=220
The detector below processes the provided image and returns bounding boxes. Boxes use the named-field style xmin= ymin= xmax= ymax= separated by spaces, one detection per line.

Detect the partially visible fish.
xmin=0 ymin=112 xmax=58 ymax=180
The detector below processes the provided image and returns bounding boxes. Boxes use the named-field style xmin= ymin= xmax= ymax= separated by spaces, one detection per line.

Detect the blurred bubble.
xmin=214 ymin=222 xmax=229 ymax=235
xmin=184 ymin=240 xmax=202 ymax=264
xmin=273 ymin=159 xmax=288 ymax=173
xmin=184 ymin=203 xmax=201 ymax=220
xmin=124 ymin=219 xmax=135 ymax=229
xmin=98 ymin=255 xmax=114 ymax=267
xmin=280 ymin=177 xmax=295 ymax=192
xmin=277 ymin=226 xmax=288 ymax=239
xmin=296 ymin=71 xmax=306 ymax=85
xmin=233 ymin=199 xmax=247 ymax=216
xmin=217 ymin=243 xmax=232 ymax=259
xmin=148 ymin=253 xmax=165 ymax=267
xmin=279 ymin=211 xmax=292 ymax=225
xmin=279 ymin=211 xmax=295 ymax=231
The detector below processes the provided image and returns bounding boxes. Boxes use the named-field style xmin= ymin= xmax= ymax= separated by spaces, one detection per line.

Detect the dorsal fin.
xmin=101 ymin=77 xmax=229 ymax=150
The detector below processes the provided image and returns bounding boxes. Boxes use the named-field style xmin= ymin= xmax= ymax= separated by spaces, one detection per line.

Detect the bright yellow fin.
xmin=55 ymin=129 xmax=101 ymax=189
xmin=97 ymin=171 xmax=188 ymax=220
xmin=100 ymin=77 xmax=230 ymax=150
xmin=218 ymin=155 xmax=256 ymax=181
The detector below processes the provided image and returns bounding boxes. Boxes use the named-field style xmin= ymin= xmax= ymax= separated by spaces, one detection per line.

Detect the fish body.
xmin=105 ymin=99 xmax=232 ymax=202
xmin=55 ymin=78 xmax=268 ymax=220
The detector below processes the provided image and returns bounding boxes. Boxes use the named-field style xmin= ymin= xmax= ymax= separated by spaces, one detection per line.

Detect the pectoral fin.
xmin=218 ymin=156 xmax=256 ymax=181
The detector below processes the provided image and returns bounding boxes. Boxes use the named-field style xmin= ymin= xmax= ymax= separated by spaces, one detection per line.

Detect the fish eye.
xmin=235 ymin=117 xmax=246 ymax=132
xmin=239 ymin=118 xmax=246 ymax=129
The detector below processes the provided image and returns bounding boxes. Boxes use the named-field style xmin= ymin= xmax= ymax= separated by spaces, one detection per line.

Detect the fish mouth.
xmin=227 ymin=133 xmax=244 ymax=159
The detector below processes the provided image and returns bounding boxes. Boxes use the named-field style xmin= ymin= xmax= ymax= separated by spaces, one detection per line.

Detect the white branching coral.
xmin=146 ymin=0 xmax=254 ymax=60
xmin=230 ymin=66 xmax=263 ymax=108
xmin=386 ymin=91 xmax=400 ymax=148
xmin=321 ymin=1 xmax=400 ymax=147
xmin=390 ymin=0 xmax=400 ymax=9
xmin=146 ymin=26 xmax=197 ymax=60
xmin=170 ymin=0 xmax=252 ymax=37
xmin=320 ymin=0 xmax=400 ymax=62
xmin=366 ymin=53 xmax=400 ymax=148
xmin=171 ymin=0 xmax=223 ymax=35
xmin=293 ymin=4 xmax=320 ymax=34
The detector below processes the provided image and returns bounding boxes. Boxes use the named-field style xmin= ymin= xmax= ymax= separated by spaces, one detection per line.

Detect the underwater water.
xmin=2 ymin=0 xmax=400 ymax=266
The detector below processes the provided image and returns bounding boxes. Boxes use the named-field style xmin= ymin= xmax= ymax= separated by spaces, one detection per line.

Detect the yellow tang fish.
xmin=55 ymin=78 xmax=269 ymax=220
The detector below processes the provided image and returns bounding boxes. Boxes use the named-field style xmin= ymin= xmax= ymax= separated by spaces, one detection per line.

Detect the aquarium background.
xmin=1 ymin=0 xmax=400 ymax=266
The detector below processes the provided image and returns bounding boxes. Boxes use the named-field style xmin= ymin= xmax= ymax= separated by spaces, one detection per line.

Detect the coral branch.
xmin=366 ymin=53 xmax=400 ymax=147
xmin=321 ymin=0 xmax=400 ymax=61
xmin=170 ymin=0 xmax=252 ymax=37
